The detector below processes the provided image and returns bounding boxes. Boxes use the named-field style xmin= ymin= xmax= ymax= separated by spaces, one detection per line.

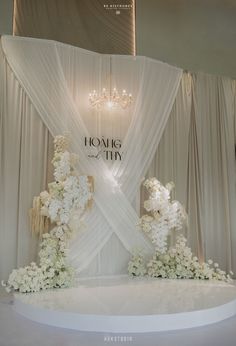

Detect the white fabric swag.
xmin=1 ymin=36 xmax=182 ymax=275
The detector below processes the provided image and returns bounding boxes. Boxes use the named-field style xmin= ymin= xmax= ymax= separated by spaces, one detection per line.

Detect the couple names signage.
xmin=85 ymin=136 xmax=122 ymax=161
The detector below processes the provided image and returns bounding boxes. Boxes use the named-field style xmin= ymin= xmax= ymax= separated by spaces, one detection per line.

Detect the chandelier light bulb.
xmin=107 ymin=101 xmax=114 ymax=108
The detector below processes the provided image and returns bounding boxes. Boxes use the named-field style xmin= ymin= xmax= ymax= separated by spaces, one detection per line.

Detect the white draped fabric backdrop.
xmin=0 ymin=36 xmax=236 ymax=280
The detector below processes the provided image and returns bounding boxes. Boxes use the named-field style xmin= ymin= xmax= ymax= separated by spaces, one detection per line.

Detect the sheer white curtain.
xmin=146 ymin=73 xmax=192 ymax=206
xmin=191 ymin=73 xmax=236 ymax=272
xmin=144 ymin=73 xmax=192 ymax=246
xmin=1 ymin=35 xmax=182 ymax=276
xmin=146 ymin=72 xmax=236 ymax=273
xmin=0 ymin=43 xmax=52 ymax=281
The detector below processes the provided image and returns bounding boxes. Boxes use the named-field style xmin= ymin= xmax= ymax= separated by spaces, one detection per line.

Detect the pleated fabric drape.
xmin=146 ymin=72 xmax=236 ymax=273
xmin=0 ymin=43 xmax=53 ymax=281
xmin=192 ymin=74 xmax=236 ymax=272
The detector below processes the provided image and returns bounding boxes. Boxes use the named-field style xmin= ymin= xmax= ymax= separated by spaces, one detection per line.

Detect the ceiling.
xmin=1 ymin=0 xmax=236 ymax=78
xmin=136 ymin=0 xmax=236 ymax=78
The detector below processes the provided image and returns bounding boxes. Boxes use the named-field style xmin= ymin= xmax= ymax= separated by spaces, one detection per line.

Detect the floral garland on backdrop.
xmin=2 ymin=135 xmax=93 ymax=293
xmin=128 ymin=177 xmax=233 ymax=282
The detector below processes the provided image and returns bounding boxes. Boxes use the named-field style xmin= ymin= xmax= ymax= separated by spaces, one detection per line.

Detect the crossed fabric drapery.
xmin=1 ymin=35 xmax=182 ymax=275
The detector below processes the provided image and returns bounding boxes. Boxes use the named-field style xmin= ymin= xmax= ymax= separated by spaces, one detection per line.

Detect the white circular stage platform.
xmin=13 ymin=276 xmax=236 ymax=333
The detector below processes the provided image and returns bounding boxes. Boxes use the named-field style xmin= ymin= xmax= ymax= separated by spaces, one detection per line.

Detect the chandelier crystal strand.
xmin=89 ymin=57 xmax=132 ymax=109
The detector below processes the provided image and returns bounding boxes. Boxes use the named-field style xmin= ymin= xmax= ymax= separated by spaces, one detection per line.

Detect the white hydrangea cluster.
xmin=2 ymin=135 xmax=93 ymax=293
xmin=139 ymin=178 xmax=187 ymax=253
xmin=2 ymin=228 xmax=74 ymax=293
xmin=40 ymin=138 xmax=93 ymax=226
xmin=128 ymin=235 xmax=233 ymax=282
xmin=127 ymin=251 xmax=147 ymax=277
xmin=53 ymin=134 xmax=70 ymax=153
xmin=41 ymin=175 xmax=92 ymax=226
xmin=2 ymin=263 xmax=45 ymax=293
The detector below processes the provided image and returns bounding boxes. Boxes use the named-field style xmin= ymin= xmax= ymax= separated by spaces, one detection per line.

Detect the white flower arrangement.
xmin=2 ymin=135 xmax=93 ymax=293
xmin=127 ymin=251 xmax=147 ymax=277
xmin=128 ymin=177 xmax=233 ymax=282
xmin=128 ymin=235 xmax=233 ymax=282
xmin=147 ymin=235 xmax=232 ymax=281
xmin=139 ymin=178 xmax=187 ymax=253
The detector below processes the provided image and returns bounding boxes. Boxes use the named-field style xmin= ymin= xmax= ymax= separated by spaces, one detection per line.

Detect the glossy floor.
xmin=13 ymin=277 xmax=236 ymax=333
xmin=1 ymin=286 xmax=236 ymax=346
xmin=15 ymin=276 xmax=236 ymax=314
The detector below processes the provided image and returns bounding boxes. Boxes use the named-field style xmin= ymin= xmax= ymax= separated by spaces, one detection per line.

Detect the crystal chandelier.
xmin=89 ymin=57 xmax=133 ymax=109
xmin=89 ymin=87 xmax=132 ymax=109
